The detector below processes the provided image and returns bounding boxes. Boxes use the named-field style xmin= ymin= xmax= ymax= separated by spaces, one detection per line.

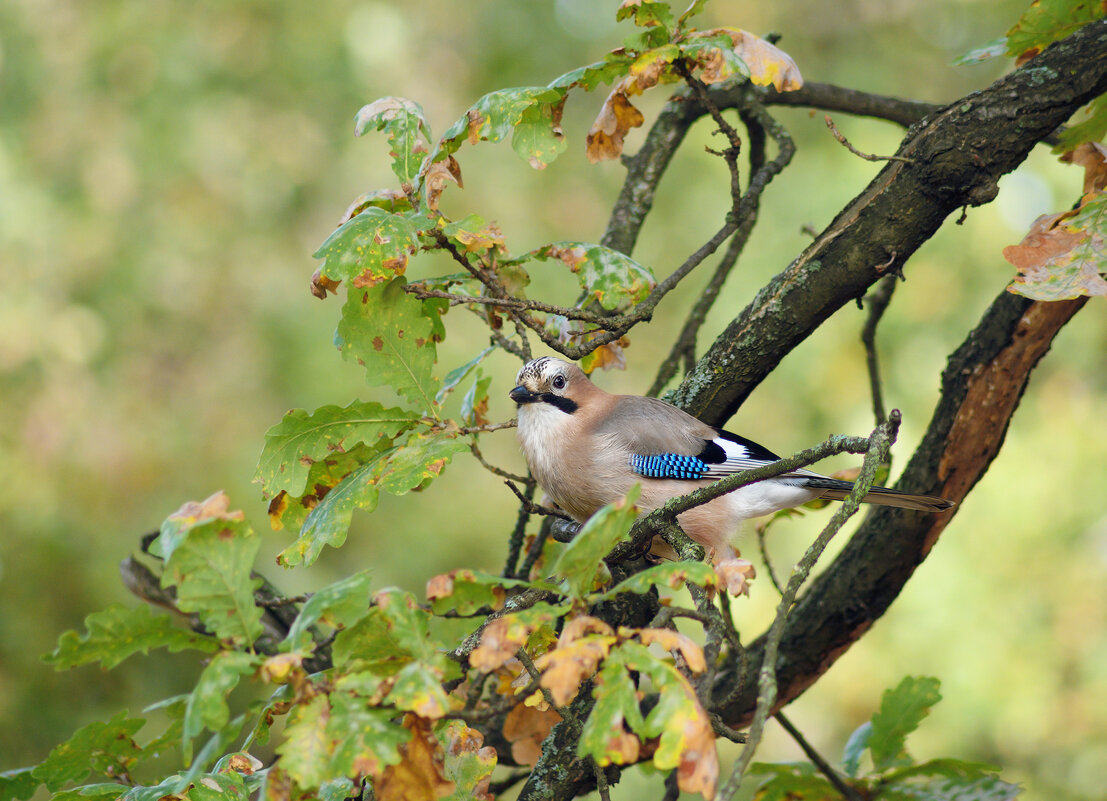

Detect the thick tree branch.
xmin=712 ymin=292 xmax=1087 ymax=727
xmin=670 ymin=20 xmax=1107 ymax=423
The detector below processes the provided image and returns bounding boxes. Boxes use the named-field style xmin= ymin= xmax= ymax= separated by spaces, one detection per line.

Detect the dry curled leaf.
xmin=1062 ymin=141 xmax=1107 ymax=195
xmin=168 ymin=491 xmax=244 ymax=525
xmin=586 ymin=77 xmax=647 ymax=163
xmin=559 ymin=615 xmax=615 ymax=645
xmin=424 ymin=156 xmax=463 ymax=211
xmin=715 ymin=556 xmax=757 ymax=597
xmin=310 ymin=267 xmax=341 ymax=299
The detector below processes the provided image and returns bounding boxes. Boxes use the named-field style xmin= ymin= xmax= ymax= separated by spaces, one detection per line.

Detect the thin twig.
xmin=470 ymin=440 xmax=531 ymax=484
xmin=710 ymin=713 xmax=749 ymax=744
xmin=715 ymin=413 xmax=900 ymax=801
xmin=756 ymin=525 xmax=785 ymax=595
xmin=860 ymin=274 xmax=898 ymax=426
xmin=650 ymin=101 xmax=795 ymax=395
xmin=518 ymin=517 xmax=553 ymax=580
xmin=824 ymin=115 xmax=915 ymax=163
xmin=503 ymin=480 xmax=537 ymax=579
xmin=405 ymin=285 xmax=612 ymax=324
xmin=504 ymin=480 xmax=574 ymax=522
xmin=775 ymin=712 xmax=864 ymax=801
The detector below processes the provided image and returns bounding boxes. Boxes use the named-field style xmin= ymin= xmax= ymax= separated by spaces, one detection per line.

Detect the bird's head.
xmin=509 ymin=357 xmax=586 ymax=415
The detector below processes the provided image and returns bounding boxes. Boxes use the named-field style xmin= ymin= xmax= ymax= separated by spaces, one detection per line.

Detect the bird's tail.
xmin=801 ymin=478 xmax=954 ymax=512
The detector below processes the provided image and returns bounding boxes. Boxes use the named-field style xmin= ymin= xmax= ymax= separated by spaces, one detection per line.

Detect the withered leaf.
xmin=375 ymin=714 xmax=453 ymax=801
xmin=586 ymin=77 xmax=646 ymax=163
xmin=1061 ymin=141 xmax=1107 ymax=195
xmin=1004 ymin=195 xmax=1107 ymax=301
xmin=423 ymin=156 xmax=463 ymax=211
xmin=503 ymin=703 xmax=563 ymax=767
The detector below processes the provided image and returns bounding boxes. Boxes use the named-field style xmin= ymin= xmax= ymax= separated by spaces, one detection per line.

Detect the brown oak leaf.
xmin=376 ymin=714 xmax=454 ymax=801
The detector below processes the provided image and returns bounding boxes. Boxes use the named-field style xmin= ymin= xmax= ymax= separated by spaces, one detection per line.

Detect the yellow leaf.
xmin=636 ymin=628 xmax=706 ymax=674
xmin=708 ymin=28 xmax=804 ymax=92
xmin=535 ymin=628 xmax=617 ymax=707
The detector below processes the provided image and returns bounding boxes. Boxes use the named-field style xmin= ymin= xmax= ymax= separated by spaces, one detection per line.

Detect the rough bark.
xmin=713 ymin=293 xmax=1087 ymax=725
xmin=667 ymin=18 xmax=1107 ymax=425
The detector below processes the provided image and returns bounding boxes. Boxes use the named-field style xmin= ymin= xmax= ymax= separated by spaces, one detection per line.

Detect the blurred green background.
xmin=2 ymin=1 xmax=1105 ymax=798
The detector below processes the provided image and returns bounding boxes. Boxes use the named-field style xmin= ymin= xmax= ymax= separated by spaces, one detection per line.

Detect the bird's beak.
xmin=509 ymin=385 xmax=538 ymax=404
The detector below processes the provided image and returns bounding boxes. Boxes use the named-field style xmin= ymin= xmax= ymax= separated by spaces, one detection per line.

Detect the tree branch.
xmin=669 ymin=20 xmax=1107 ymax=423
xmin=712 ymin=291 xmax=1087 ymax=727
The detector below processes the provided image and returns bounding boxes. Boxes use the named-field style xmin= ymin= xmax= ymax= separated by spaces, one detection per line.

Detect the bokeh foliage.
xmin=1 ymin=1 xmax=1106 ymax=800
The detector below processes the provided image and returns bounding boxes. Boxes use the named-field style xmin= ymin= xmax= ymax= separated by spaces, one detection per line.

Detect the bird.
xmin=509 ymin=357 xmax=953 ymax=589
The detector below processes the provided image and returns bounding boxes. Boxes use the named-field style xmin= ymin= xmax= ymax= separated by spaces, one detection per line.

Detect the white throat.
xmin=516 ymin=402 xmax=573 ymax=480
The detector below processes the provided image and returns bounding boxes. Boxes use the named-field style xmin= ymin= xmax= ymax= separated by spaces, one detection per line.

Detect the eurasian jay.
xmin=509 ymin=357 xmax=952 ymax=583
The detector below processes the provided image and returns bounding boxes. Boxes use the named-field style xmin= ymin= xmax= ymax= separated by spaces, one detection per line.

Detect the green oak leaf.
xmin=159 ymin=514 xmax=264 ymax=647
xmin=314 ymin=208 xmax=421 ymax=287
xmin=548 ymin=55 xmax=634 ymax=91
xmin=337 ymin=277 xmax=440 ymax=414
xmin=375 ymin=430 xmax=468 ymax=496
xmin=435 ymin=86 xmax=567 ymax=164
xmin=0 ymin=768 xmax=38 ymax=801
xmin=268 ymin=442 xmax=386 ymax=536
xmin=890 ymin=775 xmax=1021 ymax=801
xmin=45 ymin=604 xmax=218 ymax=670
xmin=460 ymin=373 xmax=492 ymax=428
xmin=599 ymin=561 xmax=718 ymax=600
xmin=282 ymin=569 xmax=374 ymax=652
xmin=1006 ymin=0 xmax=1105 ymax=60
xmin=255 ymin=400 xmax=418 ymax=499
xmin=436 ymin=347 xmax=494 ymax=405
xmin=869 ymin=676 xmax=943 ymax=773
xmin=354 ymin=97 xmax=431 ymax=185
xmin=277 ymin=691 xmax=409 ymax=789
xmin=436 ymin=720 xmax=497 ymax=801
xmin=275 ymin=695 xmax=332 ymax=788
xmin=32 ymin=711 xmax=144 ymax=792
xmin=332 ymin=587 xmax=444 ymax=674
xmin=530 ymin=242 xmax=656 ymax=312
xmin=317 ymin=777 xmax=356 ymax=801
xmin=277 ymin=451 xmax=390 ymax=568
xmin=578 ymin=655 xmax=647 ymax=766
xmin=327 ymin=691 xmax=410 ymax=781
xmin=842 ymin=721 xmax=872 ymax=777
xmin=387 ymin=661 xmax=453 ymax=719
xmin=615 ymin=0 xmax=674 ymax=30
xmin=426 ymin=569 xmax=538 ymax=616
xmin=48 ymin=783 xmax=131 ymax=801
xmin=1055 ymin=95 xmax=1107 ymax=151
xmin=512 ymin=99 xmax=568 ymax=170
xmin=182 ymin=652 xmax=261 ymax=764
xmin=550 ymin=485 xmax=640 ymax=598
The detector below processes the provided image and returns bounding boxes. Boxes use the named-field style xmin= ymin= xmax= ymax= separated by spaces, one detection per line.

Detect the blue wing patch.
xmin=629 ymin=453 xmax=709 ymax=480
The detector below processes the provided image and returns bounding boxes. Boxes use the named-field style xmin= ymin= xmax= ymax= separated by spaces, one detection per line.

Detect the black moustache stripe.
xmin=539 ymin=393 xmax=578 ymax=414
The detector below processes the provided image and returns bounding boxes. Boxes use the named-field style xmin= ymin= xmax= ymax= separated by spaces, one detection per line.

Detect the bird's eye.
xmin=552 ymin=374 xmax=566 ymax=390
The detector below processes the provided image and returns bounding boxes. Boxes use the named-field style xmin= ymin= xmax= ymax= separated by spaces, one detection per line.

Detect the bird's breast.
xmin=516 ymin=408 xmax=632 ymax=522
